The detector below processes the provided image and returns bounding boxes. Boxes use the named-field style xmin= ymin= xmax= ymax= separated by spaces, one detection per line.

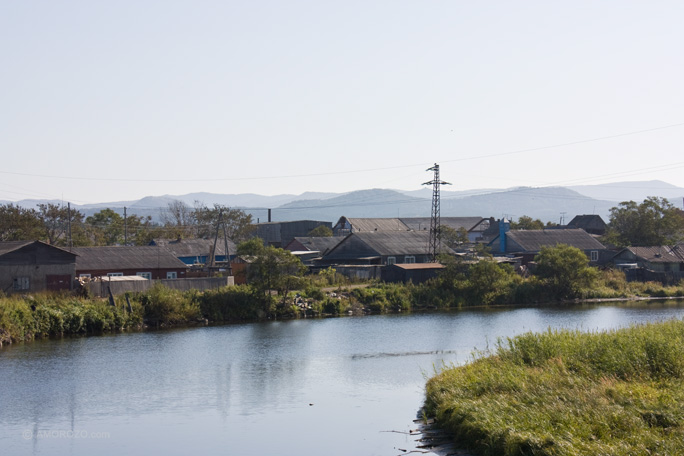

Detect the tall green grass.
xmin=424 ymin=320 xmax=684 ymax=456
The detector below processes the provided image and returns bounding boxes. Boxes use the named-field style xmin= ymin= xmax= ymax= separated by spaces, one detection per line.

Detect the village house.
xmin=149 ymin=237 xmax=237 ymax=266
xmin=254 ymin=220 xmax=333 ymax=248
xmin=611 ymin=245 xmax=684 ymax=283
xmin=488 ymin=222 xmax=609 ymax=265
xmin=284 ymin=236 xmax=343 ymax=265
xmin=0 ymin=241 xmax=76 ymax=293
xmin=72 ymin=245 xmax=188 ymax=280
xmin=332 ymin=216 xmax=493 ymax=242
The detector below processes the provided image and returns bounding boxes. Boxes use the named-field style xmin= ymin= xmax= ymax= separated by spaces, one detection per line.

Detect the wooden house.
xmin=321 ymin=230 xmax=449 ymax=266
xmin=72 ymin=246 xmax=188 ymax=280
xmin=149 ymin=237 xmax=237 ymax=266
xmin=0 ymin=241 xmax=76 ymax=293
xmin=567 ymin=215 xmax=607 ymax=236
xmin=332 ymin=216 xmax=493 ymax=242
xmin=612 ymin=246 xmax=684 ymax=273
xmin=254 ymin=220 xmax=333 ymax=248
xmin=488 ymin=228 xmax=609 ymax=265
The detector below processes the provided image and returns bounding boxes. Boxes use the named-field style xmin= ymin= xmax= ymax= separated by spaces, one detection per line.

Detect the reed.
xmin=424 ymin=320 xmax=684 ymax=456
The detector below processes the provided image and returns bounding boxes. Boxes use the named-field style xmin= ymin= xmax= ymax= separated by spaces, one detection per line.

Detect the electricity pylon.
xmin=423 ymin=163 xmax=451 ymax=262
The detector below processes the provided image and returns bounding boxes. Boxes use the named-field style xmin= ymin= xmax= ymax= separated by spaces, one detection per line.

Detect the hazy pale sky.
xmin=1 ymin=1 xmax=683 ymax=204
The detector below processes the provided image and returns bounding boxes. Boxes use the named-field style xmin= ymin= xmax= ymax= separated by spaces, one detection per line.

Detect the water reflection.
xmin=1 ymin=301 xmax=683 ymax=455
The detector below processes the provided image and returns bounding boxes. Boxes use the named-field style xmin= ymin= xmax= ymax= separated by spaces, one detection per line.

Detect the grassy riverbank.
xmin=424 ymin=320 xmax=684 ymax=456
xmin=2 ymin=265 xmax=684 ymax=345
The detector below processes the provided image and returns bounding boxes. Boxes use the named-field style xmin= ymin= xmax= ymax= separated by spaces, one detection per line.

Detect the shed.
xmin=0 ymin=241 xmax=76 ymax=293
xmin=381 ymin=263 xmax=445 ymax=283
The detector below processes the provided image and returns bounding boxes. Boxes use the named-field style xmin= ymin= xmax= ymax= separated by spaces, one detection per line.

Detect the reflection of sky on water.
xmin=1 ymin=301 xmax=683 ymax=455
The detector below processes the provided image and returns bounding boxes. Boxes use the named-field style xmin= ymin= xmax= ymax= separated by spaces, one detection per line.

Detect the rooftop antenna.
xmin=423 ymin=163 xmax=451 ymax=262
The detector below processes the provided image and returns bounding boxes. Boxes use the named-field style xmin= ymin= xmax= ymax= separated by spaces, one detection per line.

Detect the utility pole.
xmin=67 ymin=202 xmax=73 ymax=250
xmin=124 ymin=207 xmax=128 ymax=245
xmin=423 ymin=163 xmax=451 ymax=262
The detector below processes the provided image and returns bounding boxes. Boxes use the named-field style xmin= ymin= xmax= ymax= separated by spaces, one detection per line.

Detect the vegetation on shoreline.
xmin=3 ymin=244 xmax=684 ymax=345
xmin=423 ymin=320 xmax=684 ymax=456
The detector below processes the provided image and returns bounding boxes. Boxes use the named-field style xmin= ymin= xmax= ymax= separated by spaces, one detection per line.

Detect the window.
xmin=79 ymin=274 xmax=91 ymax=278
xmin=107 ymin=272 xmax=124 ymax=277
xmin=13 ymin=277 xmax=30 ymax=291
xmin=136 ymin=272 xmax=152 ymax=280
xmin=386 ymin=256 xmax=396 ymax=265
xmin=166 ymin=271 xmax=177 ymax=279
xmin=404 ymin=256 xmax=415 ymax=264
xmin=590 ymin=251 xmax=599 ymax=262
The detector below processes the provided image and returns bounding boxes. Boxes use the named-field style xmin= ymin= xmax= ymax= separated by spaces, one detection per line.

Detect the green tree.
xmin=237 ymin=239 xmax=306 ymax=296
xmin=36 ymin=203 xmax=91 ymax=246
xmin=510 ymin=215 xmax=545 ymax=230
xmin=534 ymin=244 xmax=598 ymax=300
xmin=192 ymin=202 xmax=255 ymax=242
xmin=466 ymin=260 xmax=520 ymax=305
xmin=86 ymin=208 xmax=125 ymax=245
xmin=0 ymin=204 xmax=42 ymax=241
xmin=441 ymin=225 xmax=469 ymax=248
xmin=605 ymin=197 xmax=684 ymax=247
xmin=308 ymin=225 xmax=333 ymax=237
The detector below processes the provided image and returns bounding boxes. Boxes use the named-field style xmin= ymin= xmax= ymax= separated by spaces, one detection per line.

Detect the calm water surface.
xmin=2 ymin=302 xmax=684 ymax=456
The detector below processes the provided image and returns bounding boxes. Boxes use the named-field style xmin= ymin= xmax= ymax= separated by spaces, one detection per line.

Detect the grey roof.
xmin=0 ymin=241 xmax=34 ymax=255
xmin=73 ymin=246 xmax=187 ymax=270
xmin=400 ymin=217 xmax=485 ymax=232
xmin=0 ymin=240 xmax=76 ymax=257
xmin=621 ymin=246 xmax=684 ymax=263
xmin=343 ymin=218 xmax=410 ymax=232
xmin=327 ymin=230 xmax=451 ymax=257
xmin=507 ymin=229 xmax=606 ymax=252
xmin=289 ymin=237 xmax=343 ymax=254
xmin=152 ymin=238 xmax=236 ymax=257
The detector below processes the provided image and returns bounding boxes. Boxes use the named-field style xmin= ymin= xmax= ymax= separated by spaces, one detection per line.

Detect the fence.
xmin=86 ymin=277 xmax=234 ymax=297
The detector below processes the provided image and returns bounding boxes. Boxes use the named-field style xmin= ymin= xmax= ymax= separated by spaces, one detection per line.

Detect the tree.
xmin=605 ymin=197 xmax=684 ymax=247
xmin=440 ymin=225 xmax=469 ymax=248
xmin=510 ymin=216 xmax=545 ymax=230
xmin=534 ymin=244 xmax=598 ymax=300
xmin=308 ymin=225 xmax=333 ymax=237
xmin=0 ymin=204 xmax=42 ymax=241
xmin=466 ymin=260 xmax=520 ymax=305
xmin=192 ymin=202 xmax=255 ymax=242
xmin=86 ymin=208 xmax=125 ymax=245
xmin=161 ymin=200 xmax=194 ymax=239
xmin=237 ymin=239 xmax=306 ymax=296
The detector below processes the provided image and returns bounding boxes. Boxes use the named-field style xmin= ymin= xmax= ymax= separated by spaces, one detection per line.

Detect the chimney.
xmin=499 ymin=218 xmax=510 ymax=253
xmin=268 ymin=209 xmax=272 ymax=223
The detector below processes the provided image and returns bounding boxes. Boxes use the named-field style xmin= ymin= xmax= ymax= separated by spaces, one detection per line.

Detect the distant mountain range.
xmin=3 ymin=180 xmax=683 ymax=225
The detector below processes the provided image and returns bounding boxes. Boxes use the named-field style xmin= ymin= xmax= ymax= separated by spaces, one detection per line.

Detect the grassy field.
xmin=424 ymin=320 xmax=684 ymax=456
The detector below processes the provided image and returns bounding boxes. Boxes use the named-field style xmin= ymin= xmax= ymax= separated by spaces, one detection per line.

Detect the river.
xmin=2 ymin=301 xmax=684 ymax=456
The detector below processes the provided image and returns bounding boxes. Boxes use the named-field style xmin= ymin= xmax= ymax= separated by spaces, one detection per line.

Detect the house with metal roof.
xmin=254 ymin=220 xmax=333 ymax=248
xmin=72 ymin=246 xmax=188 ymax=280
xmin=612 ymin=245 xmax=684 ymax=273
xmin=567 ymin=215 xmax=607 ymax=236
xmin=0 ymin=241 xmax=76 ymax=293
xmin=284 ymin=236 xmax=344 ymax=265
xmin=488 ymin=228 xmax=609 ymax=265
xmin=149 ymin=237 xmax=237 ymax=266
xmin=332 ymin=216 xmax=493 ymax=242
xmin=321 ymin=230 xmax=451 ymax=266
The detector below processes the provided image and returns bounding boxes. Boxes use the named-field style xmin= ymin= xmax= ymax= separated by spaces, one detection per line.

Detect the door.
xmin=46 ymin=274 xmax=71 ymax=291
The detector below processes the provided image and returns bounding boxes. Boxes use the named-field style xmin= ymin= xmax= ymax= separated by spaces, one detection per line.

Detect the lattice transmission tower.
xmin=423 ymin=163 xmax=451 ymax=262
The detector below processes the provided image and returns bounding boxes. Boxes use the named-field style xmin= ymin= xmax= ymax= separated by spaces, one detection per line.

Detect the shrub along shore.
xmin=2 ymin=261 xmax=684 ymax=346
xmin=423 ymin=320 xmax=684 ymax=456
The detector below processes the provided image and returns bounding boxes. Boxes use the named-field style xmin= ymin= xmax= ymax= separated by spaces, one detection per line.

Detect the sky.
xmin=1 ymin=1 xmax=683 ymax=205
